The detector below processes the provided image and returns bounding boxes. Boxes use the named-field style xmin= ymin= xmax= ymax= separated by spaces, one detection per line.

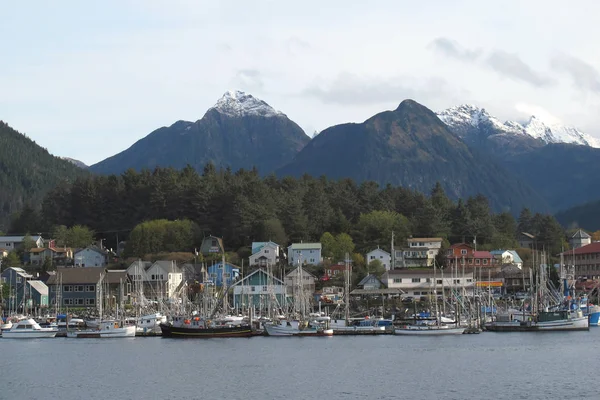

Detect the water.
xmin=2 ymin=331 xmax=600 ymax=400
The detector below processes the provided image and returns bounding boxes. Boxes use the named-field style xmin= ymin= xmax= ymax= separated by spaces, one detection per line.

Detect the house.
xmin=570 ymin=230 xmax=592 ymax=250
xmin=365 ymin=248 xmax=391 ymax=270
xmin=126 ymin=260 xmax=153 ymax=283
xmin=179 ymin=263 xmax=206 ymax=284
xmin=560 ymin=242 xmax=600 ymax=279
xmin=0 ymin=235 xmax=43 ymax=252
xmin=446 ymin=244 xmax=496 ymax=268
xmin=0 ymin=267 xmax=49 ymax=311
xmin=490 ymin=250 xmax=524 ymax=269
xmin=199 ymin=236 xmax=224 ymax=256
xmin=381 ymin=269 xmax=474 ymax=298
xmin=496 ymin=265 xmax=531 ymax=293
xmin=287 ymin=242 xmax=322 ymax=266
xmin=47 ymin=267 xmax=130 ymax=309
xmin=26 ymin=280 xmax=50 ymax=308
xmin=206 ymin=262 xmax=240 ymax=288
xmin=249 ymin=241 xmax=280 ymax=266
xmin=517 ymin=232 xmax=535 ymax=249
xmin=357 ymin=274 xmax=384 ymax=290
xmin=143 ymin=261 xmax=184 ymax=299
xmin=28 ymin=247 xmax=73 ymax=266
xmin=284 ymin=267 xmax=317 ymax=296
xmin=231 ymin=268 xmax=287 ymax=309
xmin=393 ymin=237 xmax=443 ymax=268
xmin=323 ymin=264 xmax=348 ymax=280
xmin=74 ymin=246 xmax=108 ymax=267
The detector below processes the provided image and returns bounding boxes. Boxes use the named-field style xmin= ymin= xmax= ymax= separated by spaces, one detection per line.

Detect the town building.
xmin=323 ymin=264 xmax=348 ymax=280
xmin=249 ymin=241 xmax=280 ymax=266
xmin=199 ymin=236 xmax=224 ymax=256
xmin=284 ymin=266 xmax=317 ymax=296
xmin=560 ymin=242 xmax=600 ymax=279
xmin=74 ymin=246 xmax=108 ymax=267
xmin=287 ymin=242 xmax=322 ymax=266
xmin=28 ymin=247 xmax=73 ymax=266
xmin=517 ymin=232 xmax=535 ymax=249
xmin=570 ymin=230 xmax=592 ymax=250
xmin=394 ymin=237 xmax=443 ymax=268
xmin=357 ymin=274 xmax=384 ymax=290
xmin=494 ymin=265 xmax=531 ymax=294
xmin=0 ymin=235 xmax=43 ymax=252
xmin=0 ymin=267 xmax=49 ymax=310
xmin=206 ymin=262 xmax=240 ymax=288
xmin=47 ymin=267 xmax=130 ymax=309
xmin=231 ymin=268 xmax=287 ymax=309
xmin=490 ymin=250 xmax=524 ymax=269
xmin=315 ymin=286 xmax=344 ymax=304
xmin=446 ymin=243 xmax=495 ymax=268
xmin=365 ymin=248 xmax=391 ymax=270
xmin=381 ymin=269 xmax=474 ymax=298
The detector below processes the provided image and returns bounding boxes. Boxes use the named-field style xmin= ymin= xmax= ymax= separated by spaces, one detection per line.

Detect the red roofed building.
xmin=446 ymin=243 xmax=496 ymax=268
xmin=560 ymin=242 xmax=600 ymax=279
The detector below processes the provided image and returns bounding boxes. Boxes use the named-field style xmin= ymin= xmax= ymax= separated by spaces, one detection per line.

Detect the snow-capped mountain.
xmin=61 ymin=157 xmax=88 ymax=168
xmin=437 ymin=104 xmax=600 ymax=148
xmin=210 ymin=90 xmax=285 ymax=118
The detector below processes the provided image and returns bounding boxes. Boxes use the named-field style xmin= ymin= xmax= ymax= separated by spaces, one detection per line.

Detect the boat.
xmin=331 ymin=317 xmax=393 ymax=334
xmin=264 ymin=318 xmax=333 ymax=337
xmin=2 ymin=318 xmax=58 ymax=338
xmin=136 ymin=312 xmax=167 ymax=334
xmin=486 ymin=309 xmax=588 ymax=332
xmin=394 ymin=322 xmax=466 ymax=335
xmin=67 ymin=320 xmax=137 ymax=338
xmin=159 ymin=316 xmax=256 ymax=338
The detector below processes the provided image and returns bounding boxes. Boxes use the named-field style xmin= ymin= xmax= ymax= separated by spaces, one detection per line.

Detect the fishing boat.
xmin=159 ymin=316 xmax=256 ymax=338
xmin=136 ymin=312 xmax=167 ymax=334
xmin=67 ymin=320 xmax=136 ymax=338
xmin=394 ymin=322 xmax=465 ymax=335
xmin=486 ymin=309 xmax=588 ymax=332
xmin=264 ymin=317 xmax=333 ymax=337
xmin=2 ymin=318 xmax=58 ymax=338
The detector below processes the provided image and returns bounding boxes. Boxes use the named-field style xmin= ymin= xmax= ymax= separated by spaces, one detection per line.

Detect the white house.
xmin=287 ymin=243 xmax=322 ymax=266
xmin=126 ymin=260 xmax=153 ymax=283
xmin=570 ymin=230 xmax=592 ymax=250
xmin=381 ymin=269 xmax=474 ymax=298
xmin=143 ymin=261 xmax=183 ymax=300
xmin=490 ymin=250 xmax=524 ymax=269
xmin=366 ymin=248 xmax=391 ymax=270
xmin=249 ymin=241 xmax=280 ymax=266
xmin=0 ymin=235 xmax=43 ymax=252
xmin=74 ymin=247 xmax=108 ymax=267
xmin=284 ymin=267 xmax=317 ymax=295
xmin=394 ymin=237 xmax=443 ymax=268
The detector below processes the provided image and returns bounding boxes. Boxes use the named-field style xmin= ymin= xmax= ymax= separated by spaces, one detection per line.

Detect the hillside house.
xmin=366 ymin=248 xmax=391 ymax=270
xmin=517 ymin=232 xmax=535 ymax=249
xmin=200 ymin=236 xmax=224 ymax=256
xmin=285 ymin=267 xmax=317 ymax=296
xmin=357 ymin=274 xmax=384 ymax=290
xmin=0 ymin=235 xmax=43 ymax=252
xmin=206 ymin=262 xmax=240 ymax=288
xmin=394 ymin=237 xmax=443 ymax=268
xmin=249 ymin=241 xmax=280 ymax=266
xmin=74 ymin=246 xmax=108 ymax=267
xmin=446 ymin=244 xmax=495 ymax=268
xmin=28 ymin=247 xmax=73 ymax=266
xmin=490 ymin=250 xmax=523 ymax=269
xmin=287 ymin=243 xmax=322 ymax=266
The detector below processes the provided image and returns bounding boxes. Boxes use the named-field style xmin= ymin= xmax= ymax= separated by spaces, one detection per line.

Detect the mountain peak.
xmin=211 ymin=90 xmax=284 ymax=118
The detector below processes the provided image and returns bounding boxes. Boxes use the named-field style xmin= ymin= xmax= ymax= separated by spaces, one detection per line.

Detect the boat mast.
xmin=221 ymin=251 xmax=228 ymax=316
xmin=344 ymin=252 xmax=350 ymax=326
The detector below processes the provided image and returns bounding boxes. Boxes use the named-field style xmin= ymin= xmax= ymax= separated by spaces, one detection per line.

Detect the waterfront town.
xmin=0 ymin=228 xmax=597 ymax=337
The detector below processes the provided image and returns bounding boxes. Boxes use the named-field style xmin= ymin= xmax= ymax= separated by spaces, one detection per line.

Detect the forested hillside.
xmin=0 ymin=121 xmax=88 ymax=230
xmin=30 ymin=164 xmax=567 ymax=256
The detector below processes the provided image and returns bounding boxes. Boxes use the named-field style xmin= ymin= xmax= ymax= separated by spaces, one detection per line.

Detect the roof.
xmin=572 ymin=229 xmax=591 ymax=239
xmin=519 ymin=232 xmax=535 ymax=239
xmin=288 ymin=242 xmax=322 ymax=250
xmin=383 ymin=269 xmax=474 ymax=277
xmin=407 ymin=238 xmax=442 ymax=242
xmin=449 ymin=243 xmax=473 ymax=249
xmin=0 ymin=235 xmax=42 ymax=242
xmin=75 ymin=246 xmax=108 ymax=256
xmin=285 ymin=266 xmax=317 ymax=278
xmin=27 ymin=280 xmax=48 ymax=296
xmin=150 ymin=261 xmax=182 ymax=273
xmin=128 ymin=260 xmax=153 ymax=272
xmin=561 ymin=242 xmax=600 ymax=256
xmin=230 ymin=268 xmax=284 ymax=286
xmin=507 ymin=250 xmax=523 ymax=263
xmin=473 ymin=251 xmax=493 ymax=258
xmin=358 ymin=274 xmax=382 ymax=287
xmin=251 ymin=241 xmax=279 ymax=254
xmin=1 ymin=267 xmax=32 ymax=278
xmin=47 ymin=267 xmax=127 ymax=285
xmin=29 ymin=248 xmax=48 ymax=253
xmin=351 ymin=288 xmax=405 ymax=295
xmin=366 ymin=248 xmax=390 ymax=256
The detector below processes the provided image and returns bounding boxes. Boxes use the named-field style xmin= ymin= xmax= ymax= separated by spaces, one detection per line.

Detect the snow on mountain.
xmin=437 ymin=105 xmax=600 ymax=148
xmin=61 ymin=157 xmax=88 ymax=168
xmin=210 ymin=90 xmax=284 ymax=118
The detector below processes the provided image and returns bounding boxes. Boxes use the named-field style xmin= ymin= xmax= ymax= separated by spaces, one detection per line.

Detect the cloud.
xmin=231 ymin=69 xmax=264 ymax=91
xmin=514 ymin=102 xmax=562 ymax=125
xmin=551 ymin=54 xmax=600 ymax=93
xmin=486 ymin=50 xmax=554 ymax=87
xmin=428 ymin=37 xmax=481 ymax=62
xmin=301 ymin=73 xmax=457 ymax=106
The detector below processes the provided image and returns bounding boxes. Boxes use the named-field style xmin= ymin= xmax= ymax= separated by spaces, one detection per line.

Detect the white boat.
xmin=136 ymin=313 xmax=167 ymax=334
xmin=394 ymin=323 xmax=466 ymax=335
xmin=2 ymin=318 xmax=58 ymax=338
xmin=67 ymin=320 xmax=136 ymax=338
xmin=264 ymin=319 xmax=333 ymax=336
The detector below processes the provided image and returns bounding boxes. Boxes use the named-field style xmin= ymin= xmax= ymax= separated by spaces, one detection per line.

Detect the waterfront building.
xmin=560 ymin=242 xmax=600 ymax=279
xmin=570 ymin=230 xmax=592 ymax=250
xmin=393 ymin=237 xmax=443 ymax=268
xmin=381 ymin=268 xmax=474 ymax=298
xmin=231 ymin=268 xmax=287 ymax=309
xmin=285 ymin=266 xmax=317 ymax=296
xmin=206 ymin=262 xmax=240 ymax=288
xmin=0 ymin=267 xmax=48 ymax=310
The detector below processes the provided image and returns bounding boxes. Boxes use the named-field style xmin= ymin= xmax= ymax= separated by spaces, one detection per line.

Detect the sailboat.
xmin=264 ymin=258 xmax=333 ymax=337
xmin=395 ymin=261 xmax=465 ymax=336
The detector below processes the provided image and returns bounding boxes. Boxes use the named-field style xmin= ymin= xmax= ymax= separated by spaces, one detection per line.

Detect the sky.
xmin=2 ymin=0 xmax=600 ymax=165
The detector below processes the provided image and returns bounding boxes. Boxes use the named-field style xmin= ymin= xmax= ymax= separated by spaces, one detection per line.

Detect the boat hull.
xmin=264 ymin=324 xmax=333 ymax=337
xmin=2 ymin=330 xmax=58 ymax=339
xmin=394 ymin=326 xmax=465 ymax=335
xmin=67 ymin=325 xmax=137 ymax=338
xmin=159 ymin=323 xmax=256 ymax=338
xmin=486 ymin=317 xmax=589 ymax=332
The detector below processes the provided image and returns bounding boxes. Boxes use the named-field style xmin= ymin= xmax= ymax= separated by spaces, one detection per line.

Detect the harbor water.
xmin=2 ymin=331 xmax=600 ymax=400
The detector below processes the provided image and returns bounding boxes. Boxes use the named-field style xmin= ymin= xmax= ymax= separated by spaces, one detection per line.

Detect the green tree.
xmin=51 ymin=225 xmax=69 ymax=247
xmin=367 ymin=259 xmax=385 ymax=278
xmin=66 ymin=225 xmax=95 ymax=248
xmin=355 ymin=210 xmax=410 ymax=252
xmin=2 ymin=252 xmax=21 ymax=268
xmin=334 ymin=233 xmax=355 ymax=262
xmin=19 ymin=233 xmax=36 ymax=256
xmin=320 ymin=232 xmax=336 ymax=260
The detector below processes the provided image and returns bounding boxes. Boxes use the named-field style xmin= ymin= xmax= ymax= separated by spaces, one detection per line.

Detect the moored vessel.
xmin=159 ymin=316 xmax=256 ymax=338
xmin=2 ymin=318 xmax=58 ymax=339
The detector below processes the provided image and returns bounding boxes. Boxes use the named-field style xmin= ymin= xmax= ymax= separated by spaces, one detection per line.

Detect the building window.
xmin=76 ymin=298 xmax=84 ymax=305
xmin=251 ymin=286 xmax=256 ymax=292
xmin=412 ymin=278 xmax=420 ymax=283
xmin=475 ymin=259 xmax=480 ymax=265
xmin=436 ymin=279 xmax=442 ymax=284
xmin=265 ymin=250 xmax=269 ymax=254
xmin=483 ymin=259 xmax=488 ymax=265
xmin=86 ymin=285 xmax=95 ymax=292
xmin=85 ymin=298 xmax=95 ymax=305
xmin=64 ymin=285 xmax=72 ymax=292
xmin=461 ymin=249 xmax=467 ymax=255
xmin=394 ymin=278 xmax=401 ymax=283
xmin=64 ymin=298 xmax=73 ymax=305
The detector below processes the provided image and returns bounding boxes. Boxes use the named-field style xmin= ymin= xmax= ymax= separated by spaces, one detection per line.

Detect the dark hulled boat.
xmin=159 ymin=317 xmax=258 ymax=338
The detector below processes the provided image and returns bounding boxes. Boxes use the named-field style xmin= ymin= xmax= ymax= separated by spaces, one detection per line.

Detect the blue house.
xmin=206 ymin=262 xmax=240 ymax=287
xmin=1 ymin=267 xmax=49 ymax=310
